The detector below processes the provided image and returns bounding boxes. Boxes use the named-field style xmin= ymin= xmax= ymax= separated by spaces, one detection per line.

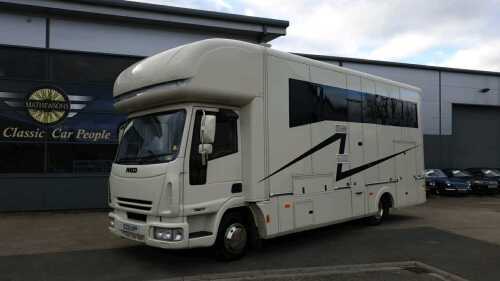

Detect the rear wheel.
xmin=368 ymin=197 xmax=390 ymax=225
xmin=215 ymin=212 xmax=248 ymax=261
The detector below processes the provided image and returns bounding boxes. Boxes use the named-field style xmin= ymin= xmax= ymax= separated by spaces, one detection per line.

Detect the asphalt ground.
xmin=1 ymin=195 xmax=500 ymax=281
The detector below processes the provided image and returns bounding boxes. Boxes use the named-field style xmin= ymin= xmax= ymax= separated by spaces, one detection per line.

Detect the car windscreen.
xmin=425 ymin=169 xmax=446 ymax=178
xmin=481 ymin=169 xmax=500 ymax=177
xmin=115 ymin=110 xmax=186 ymax=165
xmin=444 ymin=169 xmax=472 ymax=178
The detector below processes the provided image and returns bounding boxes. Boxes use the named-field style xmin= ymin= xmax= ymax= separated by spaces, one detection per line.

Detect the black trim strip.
xmin=118 ymin=203 xmax=151 ymax=211
xmin=270 ymin=192 xmax=294 ymax=197
xmin=189 ymin=231 xmax=213 ymax=238
xmin=117 ymin=197 xmax=152 ymax=205
xmin=365 ymin=179 xmax=399 ymax=187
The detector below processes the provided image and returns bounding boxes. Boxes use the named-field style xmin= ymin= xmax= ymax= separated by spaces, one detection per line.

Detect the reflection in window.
xmin=0 ymin=142 xmax=45 ymax=173
xmin=116 ymin=110 xmax=186 ymax=165
xmin=47 ymin=143 xmax=117 ymax=173
xmin=324 ymin=87 xmax=347 ymax=122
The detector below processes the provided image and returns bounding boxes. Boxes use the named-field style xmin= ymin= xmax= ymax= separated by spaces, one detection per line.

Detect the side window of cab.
xmin=189 ymin=109 xmax=238 ymax=185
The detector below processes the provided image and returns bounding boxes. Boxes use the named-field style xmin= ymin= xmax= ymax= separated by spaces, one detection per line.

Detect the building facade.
xmin=0 ymin=0 xmax=288 ymax=211
xmin=0 ymin=0 xmax=499 ymax=211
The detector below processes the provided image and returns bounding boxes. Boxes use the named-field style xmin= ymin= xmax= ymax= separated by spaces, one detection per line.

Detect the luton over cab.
xmin=108 ymin=39 xmax=426 ymax=260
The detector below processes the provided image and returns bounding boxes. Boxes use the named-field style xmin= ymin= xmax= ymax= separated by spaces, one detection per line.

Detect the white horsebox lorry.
xmin=109 ymin=38 xmax=426 ymax=260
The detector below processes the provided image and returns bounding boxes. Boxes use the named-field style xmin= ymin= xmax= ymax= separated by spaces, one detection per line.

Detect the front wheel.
xmin=215 ymin=213 xmax=248 ymax=261
xmin=368 ymin=199 xmax=390 ymax=225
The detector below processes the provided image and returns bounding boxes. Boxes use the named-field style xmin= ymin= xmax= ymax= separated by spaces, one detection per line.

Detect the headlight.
xmin=445 ymin=181 xmax=451 ymax=186
xmin=109 ymin=217 xmax=115 ymax=228
xmin=153 ymin=227 xmax=183 ymax=241
xmin=428 ymin=181 xmax=436 ymax=186
xmin=466 ymin=181 xmax=472 ymax=187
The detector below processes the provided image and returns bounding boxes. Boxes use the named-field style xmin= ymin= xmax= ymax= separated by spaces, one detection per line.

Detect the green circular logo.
xmin=25 ymin=87 xmax=70 ymax=125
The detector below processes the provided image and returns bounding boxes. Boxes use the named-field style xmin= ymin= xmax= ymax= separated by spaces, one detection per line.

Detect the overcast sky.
xmin=130 ymin=0 xmax=500 ymax=71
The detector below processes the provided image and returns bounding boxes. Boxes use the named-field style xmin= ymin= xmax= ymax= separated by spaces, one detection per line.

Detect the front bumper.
xmin=443 ymin=187 xmax=470 ymax=193
xmin=108 ymin=212 xmax=214 ymax=249
xmin=471 ymin=184 xmax=498 ymax=193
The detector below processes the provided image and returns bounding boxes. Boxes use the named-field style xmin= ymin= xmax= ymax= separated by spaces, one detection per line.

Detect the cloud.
xmin=439 ymin=40 xmax=500 ymax=71
xmin=127 ymin=0 xmax=500 ymax=71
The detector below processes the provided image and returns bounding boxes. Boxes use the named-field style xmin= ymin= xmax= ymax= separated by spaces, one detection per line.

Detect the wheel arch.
xmin=374 ymin=186 xmax=395 ymax=209
xmin=212 ymin=198 xmax=258 ymax=240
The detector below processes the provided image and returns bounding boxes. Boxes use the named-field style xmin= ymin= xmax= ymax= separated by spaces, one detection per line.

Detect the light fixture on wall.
xmin=479 ymin=88 xmax=490 ymax=93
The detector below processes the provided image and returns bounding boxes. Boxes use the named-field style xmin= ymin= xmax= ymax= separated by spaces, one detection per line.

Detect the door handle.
xmin=355 ymin=191 xmax=363 ymax=195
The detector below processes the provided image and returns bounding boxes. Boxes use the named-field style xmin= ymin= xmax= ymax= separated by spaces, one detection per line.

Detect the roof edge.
xmin=62 ymin=0 xmax=290 ymax=28
xmin=297 ymin=53 xmax=500 ymax=77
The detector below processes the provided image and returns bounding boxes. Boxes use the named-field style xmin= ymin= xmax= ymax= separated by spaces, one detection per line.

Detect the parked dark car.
xmin=465 ymin=168 xmax=500 ymax=194
xmin=442 ymin=169 xmax=498 ymax=194
xmin=424 ymin=169 xmax=471 ymax=195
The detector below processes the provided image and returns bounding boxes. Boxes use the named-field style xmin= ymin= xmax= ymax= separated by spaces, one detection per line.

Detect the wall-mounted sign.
xmin=0 ymin=87 xmax=122 ymax=143
xmin=25 ymin=87 xmax=70 ymax=125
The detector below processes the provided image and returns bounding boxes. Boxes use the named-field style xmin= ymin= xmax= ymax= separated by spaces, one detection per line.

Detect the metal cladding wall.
xmin=0 ymin=2 xmax=286 ymax=212
xmin=314 ymin=60 xmax=500 ymax=170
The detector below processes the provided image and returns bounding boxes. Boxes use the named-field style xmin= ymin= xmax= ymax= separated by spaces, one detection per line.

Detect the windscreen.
xmin=115 ymin=110 xmax=186 ymax=165
xmin=444 ymin=169 xmax=472 ymax=178
xmin=482 ymin=169 xmax=500 ymax=177
xmin=424 ymin=169 xmax=446 ymax=178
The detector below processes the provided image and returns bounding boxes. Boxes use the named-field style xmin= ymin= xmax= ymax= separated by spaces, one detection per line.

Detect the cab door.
xmin=183 ymin=107 xmax=242 ymax=217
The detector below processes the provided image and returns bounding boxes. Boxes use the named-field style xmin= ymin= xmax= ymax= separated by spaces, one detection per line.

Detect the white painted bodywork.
xmin=109 ymin=39 xmax=425 ymax=249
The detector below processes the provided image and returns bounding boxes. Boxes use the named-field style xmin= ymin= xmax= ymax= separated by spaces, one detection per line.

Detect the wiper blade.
xmin=117 ymin=153 xmax=175 ymax=164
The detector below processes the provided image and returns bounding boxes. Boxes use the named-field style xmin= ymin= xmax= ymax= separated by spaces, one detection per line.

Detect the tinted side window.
xmin=390 ymin=99 xmax=403 ymax=126
xmin=375 ymin=95 xmax=389 ymax=125
xmin=409 ymin=102 xmax=418 ymax=128
xmin=347 ymin=91 xmax=363 ymax=123
xmin=362 ymin=94 xmax=377 ymax=124
xmin=289 ymin=79 xmax=316 ymax=127
xmin=209 ymin=110 xmax=238 ymax=160
xmin=189 ymin=109 xmax=239 ymax=185
xmin=323 ymin=86 xmax=347 ymax=122
xmin=402 ymin=101 xmax=414 ymax=127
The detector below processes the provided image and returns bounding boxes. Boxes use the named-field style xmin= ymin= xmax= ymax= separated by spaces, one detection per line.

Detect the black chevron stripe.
xmin=336 ymin=144 xmax=419 ymax=181
xmin=260 ymin=131 xmax=419 ymax=183
xmin=259 ymin=133 xmax=346 ymax=183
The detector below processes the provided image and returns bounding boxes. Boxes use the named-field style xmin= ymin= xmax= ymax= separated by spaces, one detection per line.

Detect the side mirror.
xmin=199 ymin=113 xmax=216 ymax=165
xmin=198 ymin=144 xmax=213 ymax=155
xmin=200 ymin=114 xmax=216 ymax=144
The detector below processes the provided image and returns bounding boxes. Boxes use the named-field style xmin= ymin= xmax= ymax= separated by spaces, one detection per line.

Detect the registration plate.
xmin=120 ymin=222 xmax=145 ymax=241
xmin=488 ymin=185 xmax=496 ymax=189
xmin=122 ymin=231 xmax=144 ymax=241
xmin=123 ymin=223 xmax=139 ymax=232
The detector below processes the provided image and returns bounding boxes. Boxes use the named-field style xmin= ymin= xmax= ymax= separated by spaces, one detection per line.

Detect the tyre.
xmin=214 ymin=212 xmax=248 ymax=261
xmin=367 ymin=197 xmax=390 ymax=225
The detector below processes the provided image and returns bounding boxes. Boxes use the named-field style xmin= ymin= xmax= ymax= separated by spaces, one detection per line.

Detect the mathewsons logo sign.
xmin=0 ymin=87 xmax=115 ymax=143
xmin=25 ymin=87 xmax=70 ymax=125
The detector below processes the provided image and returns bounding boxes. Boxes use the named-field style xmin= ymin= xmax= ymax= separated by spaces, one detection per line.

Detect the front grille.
xmin=127 ymin=212 xmax=147 ymax=222
xmin=117 ymin=197 xmax=152 ymax=211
